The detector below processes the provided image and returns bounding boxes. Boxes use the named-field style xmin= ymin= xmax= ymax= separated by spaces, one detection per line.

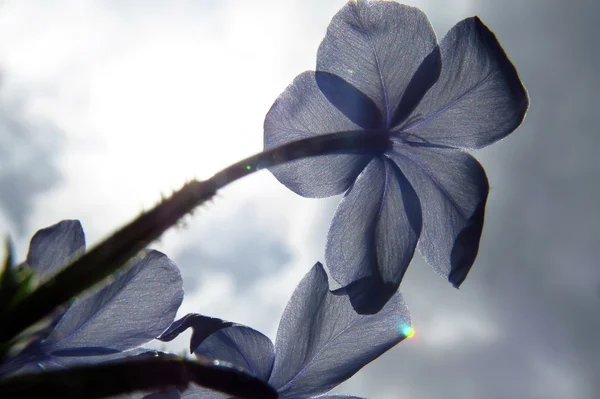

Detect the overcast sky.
xmin=0 ymin=1 xmax=598 ymax=398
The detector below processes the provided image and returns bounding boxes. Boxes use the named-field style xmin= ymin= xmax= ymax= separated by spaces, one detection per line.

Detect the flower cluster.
xmin=264 ymin=0 xmax=528 ymax=313
xmin=0 ymin=220 xmax=183 ymax=377
xmin=157 ymin=263 xmax=410 ymax=399
xmin=0 ymin=1 xmax=527 ymax=398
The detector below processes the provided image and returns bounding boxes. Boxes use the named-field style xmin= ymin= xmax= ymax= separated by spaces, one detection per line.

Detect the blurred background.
xmin=0 ymin=0 xmax=598 ymax=398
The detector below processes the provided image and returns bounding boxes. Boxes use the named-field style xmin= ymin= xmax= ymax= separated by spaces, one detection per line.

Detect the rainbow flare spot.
xmin=245 ymin=165 xmax=252 ymax=171
xmin=400 ymin=325 xmax=415 ymax=338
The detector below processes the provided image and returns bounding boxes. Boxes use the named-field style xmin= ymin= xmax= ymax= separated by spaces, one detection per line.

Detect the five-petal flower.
xmin=156 ymin=262 xmax=412 ymax=398
xmin=264 ymin=0 xmax=529 ymax=313
xmin=0 ymin=220 xmax=184 ymax=376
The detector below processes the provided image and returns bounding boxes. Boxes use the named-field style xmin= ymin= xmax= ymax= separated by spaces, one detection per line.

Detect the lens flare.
xmin=245 ymin=165 xmax=252 ymax=171
xmin=400 ymin=324 xmax=415 ymax=338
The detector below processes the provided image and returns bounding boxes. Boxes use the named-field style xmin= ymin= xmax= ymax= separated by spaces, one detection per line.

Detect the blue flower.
xmin=0 ymin=220 xmax=184 ymax=375
xmin=264 ymin=0 xmax=529 ymax=313
xmin=157 ymin=263 xmax=412 ymax=398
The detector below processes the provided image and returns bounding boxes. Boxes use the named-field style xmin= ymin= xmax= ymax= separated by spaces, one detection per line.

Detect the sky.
xmin=0 ymin=0 xmax=598 ymax=398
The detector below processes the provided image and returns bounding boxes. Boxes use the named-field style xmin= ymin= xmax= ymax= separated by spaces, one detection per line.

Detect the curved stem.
xmin=0 ymin=354 xmax=278 ymax=399
xmin=0 ymin=130 xmax=390 ymax=344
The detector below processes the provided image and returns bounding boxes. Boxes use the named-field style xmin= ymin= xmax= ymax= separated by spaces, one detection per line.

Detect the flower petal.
xmin=144 ymin=387 xmax=227 ymax=399
xmin=38 ymin=348 xmax=153 ymax=370
xmin=143 ymin=387 xmax=227 ymax=399
xmin=400 ymin=17 xmax=529 ymax=149
xmin=194 ymin=325 xmax=275 ymax=384
xmin=325 ymin=157 xmax=421 ymax=314
xmin=41 ymin=250 xmax=183 ymax=353
xmin=317 ymin=0 xmax=439 ymax=127
xmin=26 ymin=220 xmax=85 ymax=278
xmin=269 ymin=263 xmax=410 ymax=398
xmin=158 ymin=314 xmax=234 ymax=355
xmin=179 ymin=387 xmax=227 ymax=399
xmin=316 ymin=396 xmax=365 ymax=399
xmin=389 ymin=144 xmax=489 ymax=287
xmin=142 ymin=391 xmax=182 ymax=399
xmin=264 ymin=71 xmax=373 ymax=198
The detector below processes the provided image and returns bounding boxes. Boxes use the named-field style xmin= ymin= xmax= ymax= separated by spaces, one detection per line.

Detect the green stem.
xmin=0 ymin=130 xmax=390 ymax=344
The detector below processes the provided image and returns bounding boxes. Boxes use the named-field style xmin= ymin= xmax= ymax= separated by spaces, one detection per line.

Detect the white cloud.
xmin=421 ymin=311 xmax=499 ymax=348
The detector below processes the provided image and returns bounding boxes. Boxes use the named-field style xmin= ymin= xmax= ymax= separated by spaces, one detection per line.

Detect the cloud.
xmin=0 ymin=84 xmax=64 ymax=234
xmin=169 ymin=199 xmax=293 ymax=293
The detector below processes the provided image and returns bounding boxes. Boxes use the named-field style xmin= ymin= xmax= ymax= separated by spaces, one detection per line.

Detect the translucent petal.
xmin=399 ymin=17 xmax=529 ymax=149
xmin=325 ymin=157 xmax=421 ymax=314
xmin=317 ymin=0 xmax=438 ymax=127
xmin=316 ymin=396 xmax=365 ymax=399
xmin=42 ymin=250 xmax=183 ymax=352
xmin=389 ymin=144 xmax=489 ymax=287
xmin=264 ymin=71 xmax=372 ymax=198
xmin=315 ymin=71 xmax=384 ymax=130
xmin=180 ymin=387 xmax=228 ymax=399
xmin=39 ymin=348 xmax=151 ymax=370
xmin=269 ymin=263 xmax=410 ymax=398
xmin=142 ymin=386 xmax=227 ymax=399
xmin=157 ymin=315 xmax=274 ymax=393
xmin=194 ymin=325 xmax=275 ymax=384
xmin=142 ymin=391 xmax=182 ymax=399
xmin=26 ymin=220 xmax=85 ymax=278
xmin=158 ymin=314 xmax=234 ymax=354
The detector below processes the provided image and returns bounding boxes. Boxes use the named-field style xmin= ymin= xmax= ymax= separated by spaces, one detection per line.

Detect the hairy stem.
xmin=0 ymin=130 xmax=390 ymax=344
